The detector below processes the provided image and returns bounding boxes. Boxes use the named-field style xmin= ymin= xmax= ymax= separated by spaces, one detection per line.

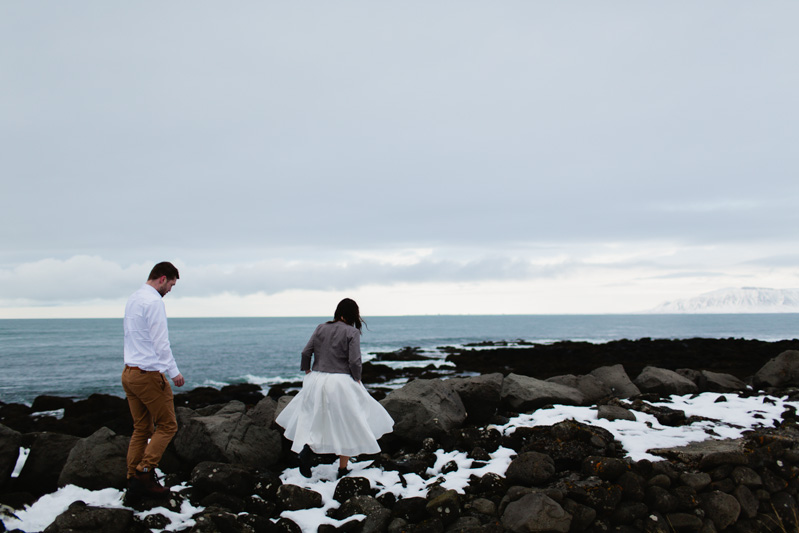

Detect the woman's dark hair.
xmin=331 ymin=298 xmax=365 ymax=332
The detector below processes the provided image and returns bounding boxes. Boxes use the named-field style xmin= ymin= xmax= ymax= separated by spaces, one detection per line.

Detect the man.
xmin=122 ymin=261 xmax=185 ymax=499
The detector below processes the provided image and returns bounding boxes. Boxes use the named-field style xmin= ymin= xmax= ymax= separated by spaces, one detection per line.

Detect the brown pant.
xmin=121 ymin=366 xmax=178 ymax=478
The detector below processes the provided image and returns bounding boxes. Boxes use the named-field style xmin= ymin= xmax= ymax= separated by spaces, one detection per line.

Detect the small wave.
xmin=201 ymin=379 xmax=229 ymax=388
xmin=377 ymin=360 xmax=455 ymax=370
xmin=242 ymin=373 xmax=303 ymax=386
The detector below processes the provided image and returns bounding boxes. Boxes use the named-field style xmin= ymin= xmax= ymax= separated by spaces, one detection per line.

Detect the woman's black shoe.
xmin=299 ymin=445 xmax=313 ymax=478
xmin=337 ymin=467 xmax=349 ymax=479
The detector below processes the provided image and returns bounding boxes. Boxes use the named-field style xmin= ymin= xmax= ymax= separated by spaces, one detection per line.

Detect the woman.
xmin=275 ymin=298 xmax=394 ymax=478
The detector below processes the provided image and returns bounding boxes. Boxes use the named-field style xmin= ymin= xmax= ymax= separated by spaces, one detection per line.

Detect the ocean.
xmin=1 ymin=314 xmax=797 ymax=406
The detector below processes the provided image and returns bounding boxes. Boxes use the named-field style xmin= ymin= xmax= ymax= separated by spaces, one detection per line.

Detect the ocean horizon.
xmin=2 ymin=313 xmax=798 ymax=406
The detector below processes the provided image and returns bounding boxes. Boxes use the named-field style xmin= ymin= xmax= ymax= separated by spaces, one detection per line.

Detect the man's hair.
xmin=148 ymin=262 xmax=180 ymax=281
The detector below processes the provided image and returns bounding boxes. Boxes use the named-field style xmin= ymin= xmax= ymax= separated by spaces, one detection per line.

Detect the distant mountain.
xmin=647 ymin=287 xmax=799 ymax=314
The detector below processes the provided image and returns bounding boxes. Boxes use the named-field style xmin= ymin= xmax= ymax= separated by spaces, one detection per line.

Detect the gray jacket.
xmin=300 ymin=321 xmax=362 ymax=381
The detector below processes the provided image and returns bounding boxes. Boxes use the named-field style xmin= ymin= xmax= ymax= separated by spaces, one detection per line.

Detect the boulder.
xmin=597 ymin=405 xmax=637 ymax=422
xmin=333 ymin=476 xmax=374 ymax=503
xmin=57 ymin=427 xmax=128 ymax=490
xmin=589 ymin=365 xmax=641 ymax=398
xmin=501 ymin=492 xmax=572 ymax=533
xmin=42 ymin=501 xmax=141 ymax=533
xmin=0 ymin=424 xmax=22 ymax=491
xmin=277 ymin=484 xmax=323 ymax=511
xmin=505 ymin=452 xmax=556 ymax=486
xmin=699 ymin=490 xmax=741 ymax=530
xmin=335 ymin=495 xmax=391 ymax=533
xmin=380 ymin=379 xmax=467 ymax=442
xmin=446 ymin=373 xmax=503 ymax=424
xmin=546 ymin=374 xmax=612 ymax=405
xmin=753 ymin=350 xmax=799 ymax=388
xmin=16 ymin=432 xmax=80 ymax=495
xmin=633 ymin=366 xmax=699 ymax=395
xmin=173 ymin=400 xmax=282 ymax=468
xmin=426 ymin=489 xmax=461 ymax=526
xmin=700 ymin=370 xmax=747 ymax=392
xmin=190 ymin=461 xmax=280 ymax=499
xmin=247 ymin=396 xmax=278 ymax=427
xmin=500 ymin=374 xmax=584 ymax=412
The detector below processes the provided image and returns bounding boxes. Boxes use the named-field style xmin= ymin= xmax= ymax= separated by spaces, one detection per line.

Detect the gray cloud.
xmin=1 ymin=1 xmax=798 ymax=312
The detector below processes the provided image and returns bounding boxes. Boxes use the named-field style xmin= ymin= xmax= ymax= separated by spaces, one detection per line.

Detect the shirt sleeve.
xmin=147 ymin=299 xmax=180 ymax=379
xmin=300 ymin=327 xmax=317 ymax=371
xmin=348 ymin=329 xmax=362 ymax=381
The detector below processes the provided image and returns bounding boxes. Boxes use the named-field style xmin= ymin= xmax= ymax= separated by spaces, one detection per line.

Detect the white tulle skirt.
xmin=275 ymin=371 xmax=395 ymax=457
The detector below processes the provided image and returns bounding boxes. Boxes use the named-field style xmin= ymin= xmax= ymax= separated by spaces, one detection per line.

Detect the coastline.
xmin=2 ymin=337 xmax=799 ymax=532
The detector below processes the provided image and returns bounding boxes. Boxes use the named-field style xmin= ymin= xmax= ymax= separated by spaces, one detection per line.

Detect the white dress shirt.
xmin=123 ymin=284 xmax=180 ymax=378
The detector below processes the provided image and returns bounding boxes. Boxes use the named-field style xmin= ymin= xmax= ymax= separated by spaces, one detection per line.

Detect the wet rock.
xmin=393 ymin=496 xmax=428 ymax=523
xmin=634 ymin=366 xmax=699 ymax=396
xmin=190 ymin=461 xmax=270 ymax=499
xmin=426 ymin=489 xmax=460 ymax=525
xmin=733 ymin=484 xmax=759 ymax=519
xmin=589 ymin=364 xmax=641 ymax=399
xmin=617 ymin=471 xmax=647 ymax=502
xmin=646 ymin=486 xmax=679 ymax=514
xmin=173 ymin=400 xmax=282 ymax=468
xmin=501 ymin=492 xmax=572 ymax=533
xmin=546 ymin=374 xmax=612 ymax=405
xmin=334 ymin=476 xmax=375 ymax=503
xmin=597 ymin=404 xmax=637 ymax=422
xmin=42 ymin=501 xmax=143 ymax=533
xmin=730 ymin=466 xmax=762 ymax=487
xmin=500 ymin=374 xmax=584 ymax=412
xmin=505 ymin=420 xmax=621 ymax=470
xmin=650 ymin=438 xmax=746 ymax=467
xmin=452 ymin=427 xmax=502 ymax=454
xmin=380 ymin=379 xmax=467 ymax=442
xmin=665 ymin=512 xmax=703 ymax=531
xmin=753 ymin=350 xmax=799 ymax=389
xmin=465 ymin=497 xmax=496 ymax=516
xmin=680 ymin=472 xmax=712 ymax=491
xmin=582 ymin=456 xmax=629 ymax=482
xmin=699 ymin=490 xmax=741 ymax=530
xmin=57 ymin=427 xmax=128 ymax=490
xmin=336 ymin=495 xmax=392 ymax=533
xmin=446 ymin=373 xmax=503 ymax=425
xmin=276 ymin=484 xmax=323 ymax=511
xmin=0 ymin=425 xmax=22 ymax=492
xmin=505 ymin=452 xmax=556 ymax=486
xmin=700 ymin=370 xmax=747 ymax=392
xmin=611 ymin=501 xmax=649 ymax=525
xmin=247 ymin=396 xmax=278 ymax=427
xmin=561 ymin=498 xmax=596 ymax=531
xmin=15 ymin=432 xmax=80 ymax=496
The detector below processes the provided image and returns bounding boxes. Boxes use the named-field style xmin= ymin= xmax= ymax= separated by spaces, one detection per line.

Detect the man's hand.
xmin=172 ymin=374 xmax=185 ymax=387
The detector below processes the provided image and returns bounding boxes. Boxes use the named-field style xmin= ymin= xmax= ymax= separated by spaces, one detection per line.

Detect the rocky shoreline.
xmin=2 ymin=337 xmax=799 ymax=532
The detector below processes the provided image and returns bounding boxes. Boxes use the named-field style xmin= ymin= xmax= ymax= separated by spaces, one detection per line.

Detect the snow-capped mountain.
xmin=648 ymin=287 xmax=799 ymax=314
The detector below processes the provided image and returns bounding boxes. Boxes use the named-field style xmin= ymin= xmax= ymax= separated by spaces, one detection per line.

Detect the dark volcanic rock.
xmin=57 ymin=427 xmax=128 ymax=490
xmin=380 ymin=379 xmax=467 ymax=442
xmin=753 ymin=350 xmax=799 ymax=388
xmin=500 ymin=374 xmax=584 ymax=412
xmin=16 ymin=432 xmax=80 ymax=495
xmin=42 ymin=501 xmax=145 ymax=533
xmin=633 ymin=366 xmax=699 ymax=395
xmin=446 ymin=338 xmax=799 ymax=382
xmin=0 ymin=424 xmax=22 ymax=492
xmin=446 ymin=373 xmax=503 ymax=425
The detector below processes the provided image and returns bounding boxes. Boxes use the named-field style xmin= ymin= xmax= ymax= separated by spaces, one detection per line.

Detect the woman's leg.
xmin=339 ymin=456 xmax=349 ymax=469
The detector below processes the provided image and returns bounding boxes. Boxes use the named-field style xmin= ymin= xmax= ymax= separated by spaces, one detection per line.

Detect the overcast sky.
xmin=1 ymin=2 xmax=798 ymax=318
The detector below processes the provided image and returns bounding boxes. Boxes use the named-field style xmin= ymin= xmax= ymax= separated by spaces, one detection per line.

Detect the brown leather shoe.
xmin=131 ymin=468 xmax=169 ymax=497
